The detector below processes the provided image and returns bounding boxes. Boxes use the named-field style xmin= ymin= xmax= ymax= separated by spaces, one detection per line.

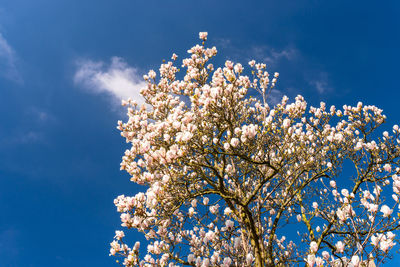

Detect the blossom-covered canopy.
xmin=110 ymin=33 xmax=400 ymax=267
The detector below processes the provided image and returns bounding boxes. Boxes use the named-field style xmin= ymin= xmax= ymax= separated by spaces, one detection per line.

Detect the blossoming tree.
xmin=110 ymin=32 xmax=400 ymax=267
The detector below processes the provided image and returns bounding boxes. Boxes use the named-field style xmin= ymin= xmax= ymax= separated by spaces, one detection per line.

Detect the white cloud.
xmin=0 ymin=32 xmax=21 ymax=83
xmin=74 ymin=57 xmax=146 ymax=104
xmin=214 ymin=38 xmax=232 ymax=49
xmin=28 ymin=107 xmax=55 ymax=123
xmin=19 ymin=131 xmax=43 ymax=144
xmin=251 ymin=46 xmax=297 ymax=64
xmin=0 ymin=130 xmax=44 ymax=146
xmin=266 ymin=88 xmax=284 ymax=106
xmin=265 ymin=48 xmax=297 ymax=63
xmin=0 ymin=33 xmax=13 ymax=57
xmin=310 ymin=80 xmax=328 ymax=94
xmin=250 ymin=45 xmax=333 ymax=95
xmin=308 ymin=72 xmax=331 ymax=94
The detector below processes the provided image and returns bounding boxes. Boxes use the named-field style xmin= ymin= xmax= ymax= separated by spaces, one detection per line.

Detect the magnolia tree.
xmin=110 ymin=32 xmax=400 ymax=267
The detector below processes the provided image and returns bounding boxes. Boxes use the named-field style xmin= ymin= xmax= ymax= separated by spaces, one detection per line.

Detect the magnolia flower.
xmin=355 ymin=141 xmax=363 ymax=151
xmin=148 ymin=70 xmax=156 ymax=79
xmin=246 ymin=253 xmax=254 ymax=264
xmin=383 ymin=131 xmax=389 ymax=138
xmin=230 ymin=137 xmax=239 ymax=148
xmin=335 ymin=241 xmax=345 ymax=253
xmin=321 ymin=251 xmax=329 ymax=260
xmin=201 ymin=258 xmax=210 ymax=267
xmin=223 ymin=257 xmax=232 ymax=267
xmin=225 ymin=220 xmax=234 ymax=230
xmin=351 ymin=255 xmax=360 ymax=267
xmin=199 ymin=32 xmax=208 ymax=40
xmin=380 ymin=205 xmax=393 ymax=217
xmin=224 ymin=207 xmax=232 ymax=216
xmin=310 ymin=241 xmax=318 ymax=253
xmin=188 ymin=207 xmax=196 ymax=217
xmin=341 ymin=189 xmax=349 ymax=197
xmin=282 ymin=118 xmax=291 ymax=128
xmin=368 ymin=204 xmax=378 ymax=213
xmin=234 ymin=63 xmax=243 ymax=74
xmin=223 ymin=142 xmax=230 ymax=150
xmin=384 ymin=164 xmax=392 ymax=172
xmin=315 ymin=257 xmax=324 ymax=266
xmin=115 ymin=230 xmax=125 ymax=240
xmin=306 ymin=254 xmax=316 ymax=267
xmin=188 ymin=254 xmax=195 ymax=263
xmin=209 ymin=205 xmax=219 ymax=214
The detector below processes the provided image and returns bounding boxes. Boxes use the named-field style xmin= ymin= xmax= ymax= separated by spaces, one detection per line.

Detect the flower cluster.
xmin=111 ymin=33 xmax=400 ymax=266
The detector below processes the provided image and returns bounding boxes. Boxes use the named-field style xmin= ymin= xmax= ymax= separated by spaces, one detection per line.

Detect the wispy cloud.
xmin=18 ymin=131 xmax=43 ymax=144
xmin=28 ymin=107 xmax=56 ymax=123
xmin=249 ymin=45 xmax=333 ymax=95
xmin=214 ymin=38 xmax=232 ymax=49
xmin=0 ymin=131 xmax=44 ymax=146
xmin=310 ymin=80 xmax=328 ymax=94
xmin=250 ymin=45 xmax=298 ymax=65
xmin=266 ymin=88 xmax=283 ymax=106
xmin=0 ymin=32 xmax=22 ymax=83
xmin=0 ymin=106 xmax=55 ymax=147
xmin=74 ymin=57 xmax=146 ymax=105
xmin=308 ymin=72 xmax=331 ymax=94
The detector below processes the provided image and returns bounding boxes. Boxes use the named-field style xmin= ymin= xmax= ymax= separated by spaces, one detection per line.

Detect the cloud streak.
xmin=74 ymin=57 xmax=146 ymax=105
xmin=308 ymin=72 xmax=331 ymax=94
xmin=250 ymin=45 xmax=298 ymax=65
xmin=0 ymin=32 xmax=21 ymax=83
xmin=309 ymin=80 xmax=329 ymax=94
xmin=249 ymin=45 xmax=333 ymax=95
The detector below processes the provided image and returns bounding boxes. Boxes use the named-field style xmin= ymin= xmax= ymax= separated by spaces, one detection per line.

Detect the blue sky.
xmin=0 ymin=0 xmax=399 ymax=266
